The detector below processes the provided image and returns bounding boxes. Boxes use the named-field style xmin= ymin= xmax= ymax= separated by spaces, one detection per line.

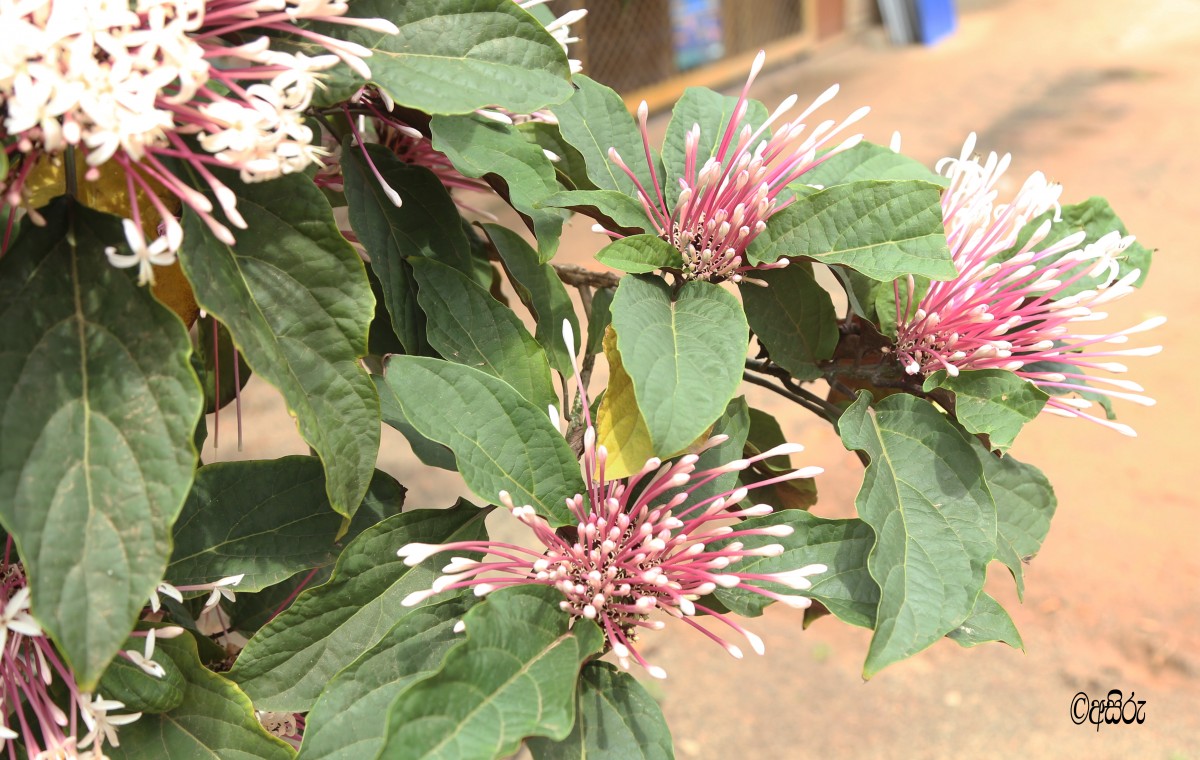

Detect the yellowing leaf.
xmin=25 ymin=155 xmax=198 ymax=325
xmin=596 ymin=327 xmax=655 ymax=479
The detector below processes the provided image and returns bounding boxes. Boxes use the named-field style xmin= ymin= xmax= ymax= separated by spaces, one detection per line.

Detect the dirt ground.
xmin=203 ymin=0 xmax=1200 ymax=757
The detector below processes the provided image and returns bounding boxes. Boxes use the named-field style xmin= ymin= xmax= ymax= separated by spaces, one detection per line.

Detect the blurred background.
xmin=205 ymin=0 xmax=1199 ymax=756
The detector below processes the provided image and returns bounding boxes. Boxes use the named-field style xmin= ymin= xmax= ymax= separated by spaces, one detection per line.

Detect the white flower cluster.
xmin=0 ymin=0 xmax=351 ymax=184
xmin=0 ymin=1 xmax=187 ymax=160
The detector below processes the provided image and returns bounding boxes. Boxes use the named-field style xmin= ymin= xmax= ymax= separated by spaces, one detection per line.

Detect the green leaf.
xmin=801 ymin=141 xmax=946 ymax=187
xmin=586 ymin=287 xmax=615 ymax=355
xmin=947 ymin=593 xmax=1024 ymax=649
xmin=714 ymin=511 xmax=878 ymax=628
xmin=922 ymin=370 xmax=1048 ymax=452
xmin=412 ymin=257 xmax=557 ymax=411
xmin=180 ymin=172 xmax=379 ymax=519
xmin=167 ymin=458 xmax=405 ymax=592
xmin=741 ymin=264 xmax=838 ymax=381
xmin=366 ymin=265 xmax=408 ymax=358
xmin=661 ymin=86 xmax=769 ymax=208
xmin=230 ymin=503 xmax=489 ymax=712
xmin=227 ymin=566 xmax=333 ymax=635
xmin=527 ymin=662 xmax=674 ymax=760
xmin=970 ymin=443 xmax=1056 ymax=600
xmin=539 ymin=190 xmax=653 ymax=235
xmin=550 ymin=75 xmax=659 ymax=196
xmin=482 ymin=223 xmax=580 ymax=377
xmin=376 ymin=375 xmax=458 ymax=471
xmin=109 ymin=632 xmax=295 ymax=760
xmin=310 ymin=0 xmax=572 ymax=114
xmin=996 ymin=196 xmax=1153 ymax=295
xmin=432 ymin=115 xmax=566 ymax=260
xmin=519 ymin=121 xmax=598 ymax=192
xmin=343 ymin=143 xmax=475 ymax=354
xmin=0 ymin=200 xmax=202 ymax=687
xmin=382 ymin=357 xmax=585 ymax=527
xmin=838 ymin=392 xmax=997 ymax=676
xmin=595 ymin=234 xmax=684 ymax=274
xmin=610 ymin=276 xmax=749 ymax=456
xmin=298 ymin=595 xmax=476 ymax=760
xmin=377 ymin=585 xmax=605 ymax=760
xmin=749 ymin=180 xmax=954 ymax=282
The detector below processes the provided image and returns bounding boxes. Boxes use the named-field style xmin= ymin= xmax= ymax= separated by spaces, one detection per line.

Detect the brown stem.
xmin=553 ymin=263 xmax=621 ymax=289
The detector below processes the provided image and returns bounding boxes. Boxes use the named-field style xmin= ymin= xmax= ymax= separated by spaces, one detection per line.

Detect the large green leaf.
xmin=227 ymin=566 xmax=333 ymax=636
xmin=714 ymin=511 xmax=878 ymax=628
xmin=660 ymin=86 xmax=769 ymax=208
xmin=180 ymin=172 xmax=378 ymax=519
xmin=382 ymin=357 xmax=585 ymax=527
xmin=838 ymin=393 xmax=997 ymax=676
xmin=801 ymin=141 xmax=946 ymax=187
xmin=749 ymin=180 xmax=954 ymax=282
xmin=519 ymin=121 xmax=597 ymax=193
xmin=167 ymin=458 xmax=404 ymax=592
xmin=594 ymin=234 xmax=684 ymax=274
xmin=550 ymin=75 xmax=659 ymax=196
xmin=586 ymin=287 xmax=615 ymax=355
xmin=610 ymin=276 xmax=749 ymax=456
xmin=298 ymin=595 xmax=476 ymax=760
xmin=741 ymin=264 xmax=839 ymax=381
xmin=0 ymin=200 xmax=201 ymax=687
xmin=375 ymin=374 xmax=458 ymax=472
xmin=432 ymin=115 xmax=566 ymax=260
xmin=412 ymin=257 xmax=556 ymax=411
xmin=947 ymin=593 xmax=1024 ymax=649
xmin=109 ymin=632 xmax=295 ymax=760
xmin=527 ymin=663 xmax=674 ymax=760
xmin=310 ymin=0 xmax=572 ymax=114
xmin=970 ymin=442 xmax=1056 ymax=600
xmin=377 ymin=585 xmax=605 ymax=760
xmin=343 ymin=143 xmax=475 ymax=355
xmin=538 ymin=190 xmax=654 ymax=235
xmin=996 ymin=196 xmax=1152 ymax=295
xmin=481 ymin=223 xmax=579 ymax=377
xmin=923 ymin=370 xmax=1048 ymax=452
xmin=230 ymin=503 xmax=489 ymax=712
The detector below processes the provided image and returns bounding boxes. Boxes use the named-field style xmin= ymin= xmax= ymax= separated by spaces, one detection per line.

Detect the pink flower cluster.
xmin=398 ymin=323 xmax=825 ymax=678
xmin=0 ymin=0 xmax=397 ymax=283
xmin=894 ymin=134 xmax=1163 ymax=435
xmin=607 ymin=51 xmax=868 ymax=283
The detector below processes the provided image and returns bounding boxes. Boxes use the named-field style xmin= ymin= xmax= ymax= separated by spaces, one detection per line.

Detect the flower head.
xmin=894 ymin=134 xmax=1163 ymax=435
xmin=0 ymin=0 xmax=399 ymax=280
xmin=398 ymin=323 xmax=825 ymax=678
xmin=0 ymin=543 xmax=141 ymax=756
xmin=258 ymin=711 xmax=304 ymax=750
xmin=606 ymin=51 xmax=868 ymax=283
